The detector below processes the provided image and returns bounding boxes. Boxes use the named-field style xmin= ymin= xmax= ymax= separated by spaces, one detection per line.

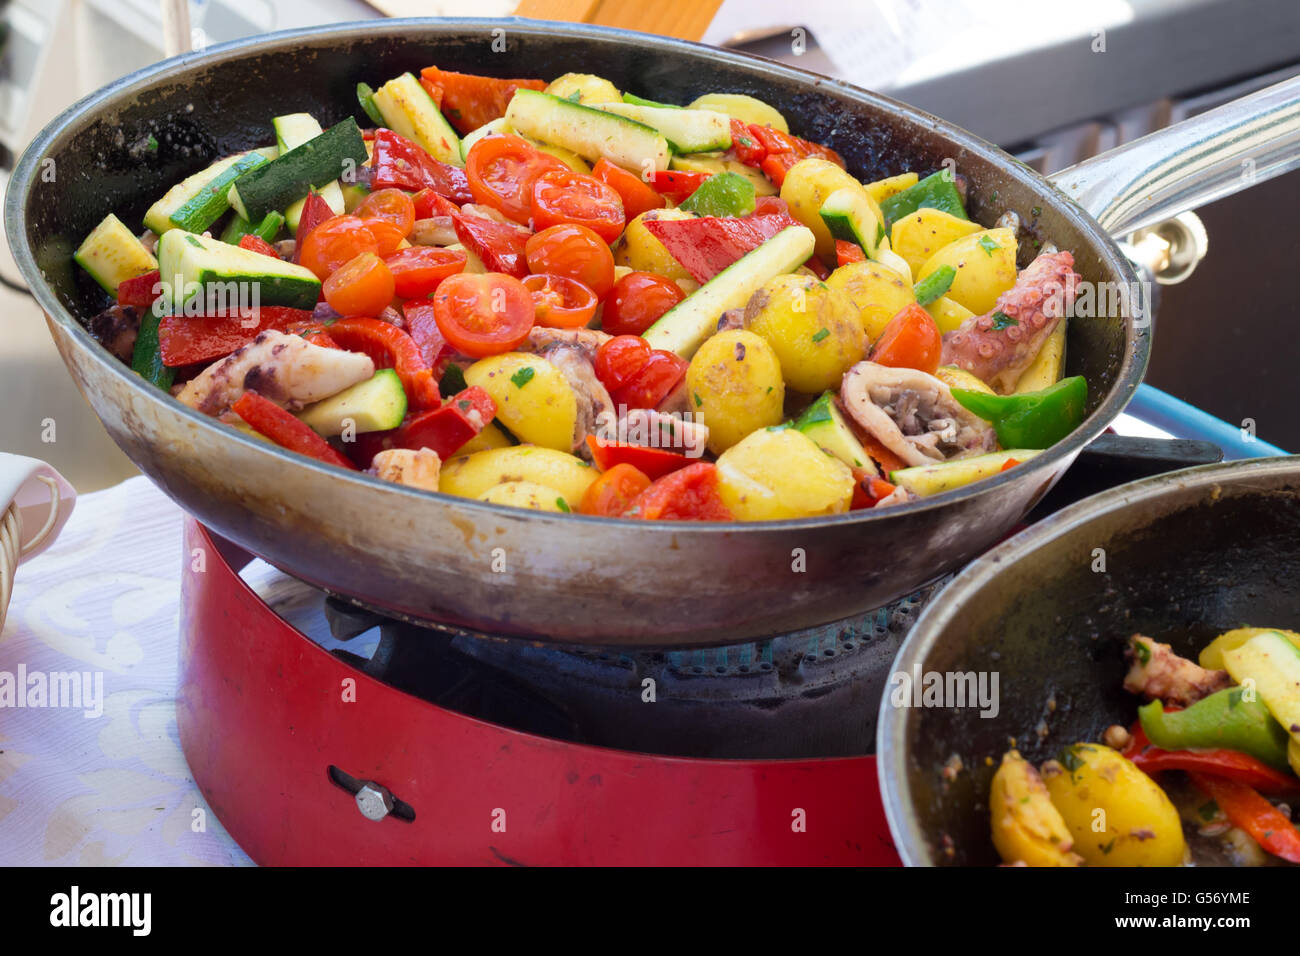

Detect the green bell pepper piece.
xmin=951 ymin=375 xmax=1087 ymax=449
xmin=879 ymin=170 xmax=968 ymax=226
xmin=131 ymin=309 xmax=174 ymax=392
xmin=913 ymin=264 xmax=955 ymax=306
xmin=678 ymin=171 xmax=756 ymax=218
xmin=1139 ymin=687 xmax=1293 ymax=772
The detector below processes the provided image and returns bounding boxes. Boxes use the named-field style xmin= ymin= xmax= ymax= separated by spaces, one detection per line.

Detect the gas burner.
xmin=239 ymin=557 xmax=947 ymax=760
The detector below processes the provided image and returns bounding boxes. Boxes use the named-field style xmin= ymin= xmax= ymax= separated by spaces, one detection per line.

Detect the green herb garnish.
xmin=990 ymin=311 xmax=1018 ymax=331
xmin=977 ymin=234 xmax=999 ymax=256
xmin=811 ymin=328 xmax=830 ymax=343
xmin=510 ymin=367 xmax=536 ymax=388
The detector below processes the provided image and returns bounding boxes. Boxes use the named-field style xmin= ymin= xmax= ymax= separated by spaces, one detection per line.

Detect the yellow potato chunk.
xmin=715 ymin=427 xmax=854 ymax=520
xmin=990 ymin=751 xmax=1083 ymax=867
xmin=614 ymin=208 xmax=695 ymax=281
xmin=687 ymin=92 xmax=789 ymax=132
xmin=744 ymin=274 xmax=866 ymax=393
xmin=464 ymin=353 xmax=577 ymax=453
xmin=825 ymin=259 xmax=914 ymax=342
xmin=544 ymin=73 xmax=622 ymax=105
xmin=440 ymin=446 xmax=596 ymax=507
xmin=916 ymin=227 xmax=1018 ymax=316
xmin=779 ymin=157 xmax=867 ymax=262
xmin=478 ymin=480 xmax=568 ymax=512
xmin=890 ymin=207 xmax=982 ymax=276
xmin=686 ymin=329 xmax=785 ymax=454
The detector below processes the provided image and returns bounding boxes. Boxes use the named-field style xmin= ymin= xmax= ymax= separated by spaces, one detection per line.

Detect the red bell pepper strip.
xmin=422 ymin=191 xmax=531 ymax=278
xmin=117 ymin=270 xmax=161 ymax=310
xmin=418 ymin=66 xmax=546 ymax=136
xmin=747 ymin=195 xmax=801 ymax=225
xmin=232 ymin=390 xmax=356 ymax=470
xmin=728 ymin=119 xmax=767 ymax=166
xmin=585 ymin=435 xmax=693 ymax=481
xmin=610 ymin=350 xmax=687 ymax=411
xmin=158 ymin=306 xmax=316 ymax=366
xmin=293 ymin=191 xmax=337 ymax=263
xmin=748 ymin=124 xmax=845 ymax=168
xmin=592 ymin=158 xmax=665 ymax=220
xmin=623 ymin=462 xmax=732 ymax=521
xmin=648 ymin=170 xmax=709 ymax=205
xmin=850 ymin=469 xmax=897 ymax=510
xmin=370 ymin=129 xmax=473 ymax=203
xmin=325 ymin=316 xmax=441 ymax=411
xmin=642 ymin=214 xmax=800 ymax=283
xmin=1189 ymin=772 xmax=1300 ymax=863
xmin=802 ymin=254 xmax=831 ymax=280
xmin=401 ymin=301 xmax=457 ymax=377
xmin=1122 ymin=723 xmax=1300 ymax=794
xmin=238 ymin=234 xmax=281 ymax=259
xmin=836 ymin=239 xmax=866 ymax=267
xmin=350 ymin=385 xmax=496 ymax=464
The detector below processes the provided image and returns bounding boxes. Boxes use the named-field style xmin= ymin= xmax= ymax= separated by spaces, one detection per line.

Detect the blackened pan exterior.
xmin=879 ymin=457 xmax=1300 ymax=866
xmin=6 ymin=20 xmax=1146 ymax=645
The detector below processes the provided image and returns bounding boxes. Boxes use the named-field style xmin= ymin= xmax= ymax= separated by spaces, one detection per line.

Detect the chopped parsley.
xmin=738 ymin=136 xmax=753 ymax=148
xmin=457 ymin=399 xmax=471 ymax=411
xmin=693 ymin=391 xmax=702 ymax=407
xmin=1100 ymin=838 xmax=1116 ymax=855
xmin=1198 ymin=800 xmax=1219 ymax=822
xmin=565 ymin=90 xmax=582 ymax=103
xmin=146 ymin=135 xmax=159 ymax=152
xmin=1133 ymin=638 xmax=1151 ymax=665
xmin=990 ymin=311 xmax=1018 ymax=331
xmin=977 ymin=234 xmax=1000 ymax=256
xmin=510 ymin=367 xmax=536 ymax=388
xmin=556 ymin=498 xmax=571 ymax=513
xmin=811 ymin=328 xmax=830 ymax=343
xmin=1059 ymin=746 xmax=1086 ymax=774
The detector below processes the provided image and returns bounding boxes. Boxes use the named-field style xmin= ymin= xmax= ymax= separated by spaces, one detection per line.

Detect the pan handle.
xmin=1049 ymin=74 xmax=1300 ymax=236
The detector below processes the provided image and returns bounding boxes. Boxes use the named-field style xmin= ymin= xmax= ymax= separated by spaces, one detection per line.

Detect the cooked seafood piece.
xmin=370 ymin=447 xmax=441 ymax=491
xmin=1123 ymin=634 xmax=1232 ymax=707
xmin=840 ymin=361 xmax=997 ymax=468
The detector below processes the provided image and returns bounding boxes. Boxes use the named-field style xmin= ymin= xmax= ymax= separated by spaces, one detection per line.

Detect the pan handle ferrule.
xmin=1049 ymin=74 xmax=1300 ymax=237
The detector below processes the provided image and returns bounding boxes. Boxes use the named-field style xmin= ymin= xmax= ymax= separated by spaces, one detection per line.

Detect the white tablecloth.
xmin=0 ymin=476 xmax=250 ymax=866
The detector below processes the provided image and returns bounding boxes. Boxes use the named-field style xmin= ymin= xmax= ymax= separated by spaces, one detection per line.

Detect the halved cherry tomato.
xmin=611 ymin=349 xmax=688 ymax=411
xmin=586 ymin=436 xmax=692 ymax=480
xmin=579 ymin=462 xmax=653 ymax=517
xmin=293 ymin=191 xmax=337 ymax=262
xmin=531 ymin=167 xmax=625 ymax=243
xmin=385 ymin=246 xmax=467 ymax=299
xmin=835 ymin=238 xmax=866 ymax=267
xmin=648 ymin=170 xmax=708 ymax=204
xmin=870 ymin=303 xmax=942 ymax=375
xmin=593 ymin=335 xmax=652 ymax=393
xmin=431 ymin=272 xmax=535 ymax=357
xmin=592 ymin=158 xmax=665 ymax=221
xmin=729 ymin=119 xmax=767 ymax=166
xmin=323 ymin=252 xmax=396 ymax=318
xmin=326 ymin=316 xmax=440 ymax=411
xmin=465 ymin=134 xmax=565 ymax=226
xmin=232 ymin=390 xmax=356 ymax=470
xmin=624 ymin=462 xmax=732 ymax=521
xmin=601 ymin=271 xmax=685 ymax=336
xmin=525 ymin=223 xmax=616 ymax=298
xmin=356 ymin=188 xmax=415 ymax=236
xmin=522 ymin=274 xmax=598 ymax=329
xmin=298 ymin=216 xmax=380 ymax=280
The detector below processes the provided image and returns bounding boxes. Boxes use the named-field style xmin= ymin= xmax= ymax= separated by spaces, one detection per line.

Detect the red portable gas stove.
xmin=175 ymin=431 xmax=1219 ymax=866
xmin=178 ymin=520 xmax=911 ymax=865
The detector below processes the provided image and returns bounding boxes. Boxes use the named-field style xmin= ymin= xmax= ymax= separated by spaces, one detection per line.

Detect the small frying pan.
xmin=6 ymin=19 xmax=1300 ymax=644
xmin=878 ymin=456 xmax=1300 ymax=866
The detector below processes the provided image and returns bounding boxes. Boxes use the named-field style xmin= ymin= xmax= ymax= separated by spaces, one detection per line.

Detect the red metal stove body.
xmin=177 ymin=520 xmax=900 ymax=866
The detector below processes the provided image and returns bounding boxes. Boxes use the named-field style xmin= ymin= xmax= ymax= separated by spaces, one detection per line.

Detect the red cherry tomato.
xmin=578 ymin=462 xmax=652 ymax=517
xmin=601 ymin=271 xmax=685 ymax=336
xmin=530 ymin=167 xmax=625 ymax=243
xmin=323 ymin=252 xmax=396 ymax=317
xmin=465 ymin=134 xmax=565 ymax=226
xmin=870 ymin=302 xmax=942 ymax=375
xmin=524 ymin=223 xmax=616 ymax=299
xmin=611 ymin=349 xmax=688 ymax=410
xmin=384 ymin=246 xmax=467 ymax=299
xmin=431 ymin=272 xmax=535 ymax=357
xmin=355 ymin=188 xmax=416 ymax=237
xmin=298 ymin=216 xmax=379 ymax=280
xmin=593 ymin=335 xmax=652 ymax=393
xmin=521 ymin=274 xmax=599 ymax=329
xmin=624 ymin=462 xmax=732 ymax=521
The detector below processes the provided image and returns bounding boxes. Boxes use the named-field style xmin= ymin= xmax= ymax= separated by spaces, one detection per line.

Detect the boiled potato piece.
xmin=1199 ymin=627 xmax=1300 ymax=671
xmin=890 ymin=207 xmax=982 ymax=276
xmin=545 ymin=72 xmax=621 ymax=105
xmin=533 ymin=141 xmax=591 ymax=174
xmin=686 ymin=329 xmax=785 ymax=454
xmin=934 ymin=365 xmax=994 ymax=395
xmin=990 ymin=751 xmax=1083 ymax=867
xmin=440 ymin=446 xmax=596 ymax=507
xmin=925 ymin=295 xmax=974 ymax=334
xmin=779 ymin=157 xmax=867 ymax=262
xmin=1041 ymin=744 xmax=1187 ymax=867
xmin=444 ymin=242 xmax=487 ymax=274
xmin=456 ymin=420 xmax=514 ymax=456
xmin=669 ymin=153 xmax=776 ymax=196
xmin=478 ymin=480 xmax=568 ymax=512
xmin=614 ymin=208 xmax=695 ymax=281
xmin=464 ymin=353 xmax=577 ymax=452
xmin=716 ymin=427 xmax=854 ymax=520
xmin=863 ymin=171 xmax=917 ymax=205
xmin=744 ymin=274 xmax=866 ymax=393
xmin=1012 ymin=321 xmax=1067 ymax=393
xmin=825 ymin=259 xmax=914 ymax=342
xmin=916 ymin=227 xmax=1018 ymax=316
xmin=687 ymin=92 xmax=789 ymax=132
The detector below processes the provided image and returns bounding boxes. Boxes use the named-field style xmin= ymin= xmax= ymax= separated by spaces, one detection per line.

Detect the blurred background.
xmin=1 ymin=0 xmax=1298 ymax=490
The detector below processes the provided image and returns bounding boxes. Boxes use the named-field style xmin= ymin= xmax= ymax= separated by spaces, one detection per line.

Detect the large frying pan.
xmin=6 ymin=19 xmax=1298 ymax=645
xmin=878 ymin=457 xmax=1300 ymax=866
